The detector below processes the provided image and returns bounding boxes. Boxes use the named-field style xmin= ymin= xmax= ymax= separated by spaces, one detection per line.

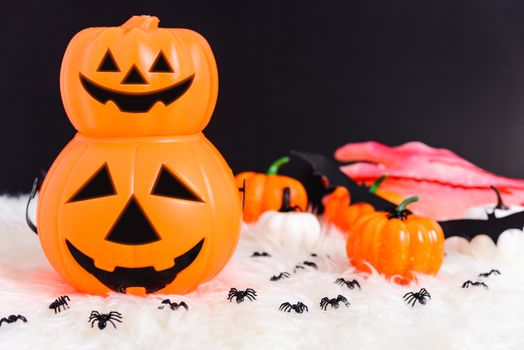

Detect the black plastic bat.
xmin=291 ymin=151 xmax=397 ymax=211
xmin=292 ymin=151 xmax=524 ymax=242
xmin=438 ymin=211 xmax=524 ymax=242
xmin=438 ymin=186 xmax=524 ymax=242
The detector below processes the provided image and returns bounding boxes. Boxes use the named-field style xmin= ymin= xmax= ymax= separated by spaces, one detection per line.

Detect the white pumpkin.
xmin=254 ymin=210 xmax=322 ymax=252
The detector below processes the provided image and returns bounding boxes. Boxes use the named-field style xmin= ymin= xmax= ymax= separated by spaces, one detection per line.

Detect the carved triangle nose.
xmin=105 ymin=196 xmax=160 ymax=245
xmin=121 ymin=65 xmax=147 ymax=84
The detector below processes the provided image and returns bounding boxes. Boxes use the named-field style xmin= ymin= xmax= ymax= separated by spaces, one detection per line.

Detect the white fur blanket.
xmin=1 ymin=196 xmax=524 ymax=349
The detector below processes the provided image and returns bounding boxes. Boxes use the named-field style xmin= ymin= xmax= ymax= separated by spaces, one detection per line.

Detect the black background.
xmin=2 ymin=0 xmax=524 ymax=193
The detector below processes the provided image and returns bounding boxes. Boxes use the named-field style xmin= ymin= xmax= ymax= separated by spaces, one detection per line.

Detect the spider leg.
xmin=16 ymin=315 xmax=27 ymax=322
xmin=337 ymin=295 xmax=350 ymax=307
xmin=403 ymin=292 xmax=414 ymax=299
xmin=108 ymin=320 xmax=118 ymax=329
xmin=108 ymin=312 xmax=123 ymax=320
xmin=279 ymin=303 xmax=290 ymax=312
xmin=90 ymin=319 xmax=97 ymax=328
xmin=404 ymin=295 xmax=414 ymax=305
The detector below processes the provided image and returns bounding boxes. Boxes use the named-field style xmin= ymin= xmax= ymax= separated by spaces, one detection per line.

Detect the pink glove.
xmin=335 ymin=141 xmax=524 ymax=220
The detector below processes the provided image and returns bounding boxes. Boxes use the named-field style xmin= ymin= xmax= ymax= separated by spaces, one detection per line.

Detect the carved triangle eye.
xmin=97 ymin=50 xmax=120 ymax=72
xmin=149 ymin=51 xmax=174 ymax=73
xmin=68 ymin=163 xmax=116 ymax=202
xmin=151 ymin=165 xmax=203 ymax=202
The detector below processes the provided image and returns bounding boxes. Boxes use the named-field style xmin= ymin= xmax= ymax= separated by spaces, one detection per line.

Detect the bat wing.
xmin=291 ymin=151 xmax=397 ymax=211
xmin=438 ymin=210 xmax=524 ymax=242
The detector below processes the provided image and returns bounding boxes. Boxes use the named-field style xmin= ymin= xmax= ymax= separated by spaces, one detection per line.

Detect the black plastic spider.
xmin=320 ymin=295 xmax=350 ymax=310
xmin=270 ymin=272 xmax=291 ymax=281
xmin=227 ymin=288 xmax=257 ymax=303
xmin=279 ymin=301 xmax=309 ymax=313
xmin=49 ymin=295 xmax=70 ymax=314
xmin=462 ymin=280 xmax=488 ymax=289
xmin=158 ymin=299 xmax=189 ymax=311
xmin=479 ymin=269 xmax=501 ymax=278
xmin=403 ymin=288 xmax=431 ymax=307
xmin=335 ymin=278 xmax=361 ymax=290
xmin=89 ymin=311 xmax=123 ymax=329
xmin=251 ymin=251 xmax=271 ymax=258
xmin=302 ymin=261 xmax=318 ymax=269
xmin=0 ymin=315 xmax=27 ymax=327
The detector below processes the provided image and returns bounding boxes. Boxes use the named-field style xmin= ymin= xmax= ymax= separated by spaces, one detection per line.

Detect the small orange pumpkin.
xmin=235 ymin=157 xmax=308 ymax=223
xmin=323 ymin=187 xmax=374 ymax=233
xmin=347 ymin=197 xmax=445 ymax=283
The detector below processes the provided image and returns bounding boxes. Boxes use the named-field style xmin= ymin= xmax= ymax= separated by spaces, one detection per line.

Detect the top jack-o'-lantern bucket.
xmin=61 ymin=15 xmax=218 ymax=137
xmin=36 ymin=16 xmax=242 ymax=296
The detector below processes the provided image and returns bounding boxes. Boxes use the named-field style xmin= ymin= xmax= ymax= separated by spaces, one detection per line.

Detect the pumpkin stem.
xmin=369 ymin=174 xmax=388 ymax=193
xmin=121 ymin=15 xmax=159 ymax=31
xmin=278 ymin=187 xmax=301 ymax=213
xmin=267 ymin=156 xmax=290 ymax=176
xmin=396 ymin=196 xmax=419 ymax=212
xmin=491 ymin=185 xmax=509 ymax=210
xmin=387 ymin=196 xmax=418 ymax=220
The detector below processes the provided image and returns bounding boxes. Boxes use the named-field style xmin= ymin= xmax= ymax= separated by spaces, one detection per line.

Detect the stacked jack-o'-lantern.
xmin=37 ymin=16 xmax=241 ymax=296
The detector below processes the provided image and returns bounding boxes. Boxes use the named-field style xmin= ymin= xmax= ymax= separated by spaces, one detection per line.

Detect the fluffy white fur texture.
xmin=2 ymin=195 xmax=524 ymax=349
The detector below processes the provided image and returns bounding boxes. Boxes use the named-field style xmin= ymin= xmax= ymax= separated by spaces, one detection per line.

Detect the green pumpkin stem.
xmin=278 ymin=187 xmax=301 ymax=213
xmin=396 ymin=196 xmax=419 ymax=212
xmin=491 ymin=185 xmax=509 ymax=210
xmin=369 ymin=174 xmax=388 ymax=193
xmin=387 ymin=196 xmax=419 ymax=220
xmin=266 ymin=156 xmax=290 ymax=175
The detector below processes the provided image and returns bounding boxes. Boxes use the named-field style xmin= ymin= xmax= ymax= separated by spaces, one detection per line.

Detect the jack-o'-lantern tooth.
xmin=93 ymin=260 xmax=116 ymax=273
xmin=153 ymin=259 xmax=176 ymax=272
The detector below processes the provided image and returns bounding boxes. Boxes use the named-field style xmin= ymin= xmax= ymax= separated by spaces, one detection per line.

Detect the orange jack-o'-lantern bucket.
xmin=36 ymin=16 xmax=241 ymax=296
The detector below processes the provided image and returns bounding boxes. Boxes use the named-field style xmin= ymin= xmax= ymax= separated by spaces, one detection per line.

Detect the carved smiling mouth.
xmin=65 ymin=238 xmax=204 ymax=294
xmin=79 ymin=74 xmax=194 ymax=113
